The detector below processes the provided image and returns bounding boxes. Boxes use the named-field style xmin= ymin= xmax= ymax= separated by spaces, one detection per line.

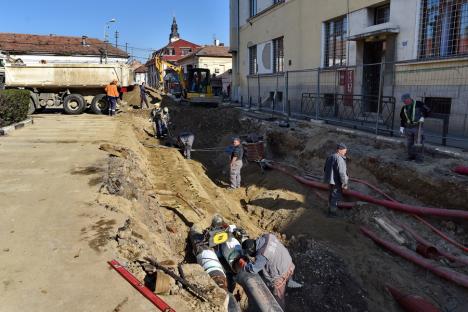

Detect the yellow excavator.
xmin=154 ymin=55 xmax=222 ymax=107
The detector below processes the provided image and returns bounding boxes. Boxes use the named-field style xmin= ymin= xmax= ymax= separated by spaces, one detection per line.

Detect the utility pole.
xmin=115 ymin=30 xmax=119 ymax=48
xmin=125 ymin=42 xmax=128 ymax=54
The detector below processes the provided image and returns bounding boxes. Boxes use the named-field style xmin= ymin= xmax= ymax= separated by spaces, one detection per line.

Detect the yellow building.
xmin=230 ymin=0 xmax=468 ymax=145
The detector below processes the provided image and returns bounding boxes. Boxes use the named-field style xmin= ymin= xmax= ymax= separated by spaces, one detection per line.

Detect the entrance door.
xmin=362 ymin=41 xmax=384 ymax=112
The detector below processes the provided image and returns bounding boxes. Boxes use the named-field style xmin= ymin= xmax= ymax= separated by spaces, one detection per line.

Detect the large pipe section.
xmin=189 ymin=226 xmax=228 ymax=290
xmin=386 ymin=285 xmax=441 ymax=312
xmin=266 ymin=162 xmax=468 ymax=220
xmin=235 ymin=271 xmax=284 ymax=312
xmin=361 ymin=226 xmax=468 ymax=289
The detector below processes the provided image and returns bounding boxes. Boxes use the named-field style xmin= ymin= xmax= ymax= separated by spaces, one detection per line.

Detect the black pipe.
xmin=235 ymin=271 xmax=284 ymax=312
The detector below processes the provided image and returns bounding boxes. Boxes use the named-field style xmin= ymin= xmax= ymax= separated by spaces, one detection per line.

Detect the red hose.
xmin=396 ymin=221 xmax=468 ymax=265
xmin=360 ymin=226 xmax=468 ymax=289
xmin=267 ymin=162 xmax=468 ymax=219
xmin=453 ymin=166 xmax=468 ymax=176
xmin=413 ymin=215 xmax=468 ymax=253
xmin=347 ymin=177 xmax=468 ymax=253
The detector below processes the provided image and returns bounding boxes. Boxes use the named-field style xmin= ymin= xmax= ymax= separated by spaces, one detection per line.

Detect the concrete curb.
xmin=233 ymin=107 xmax=468 ymax=161
xmin=0 ymin=118 xmax=34 ymax=136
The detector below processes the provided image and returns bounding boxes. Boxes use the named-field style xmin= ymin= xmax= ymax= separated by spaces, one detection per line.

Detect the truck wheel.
xmin=91 ymin=94 xmax=109 ymax=115
xmin=28 ymin=97 xmax=36 ymax=115
xmin=63 ymin=94 xmax=86 ymax=115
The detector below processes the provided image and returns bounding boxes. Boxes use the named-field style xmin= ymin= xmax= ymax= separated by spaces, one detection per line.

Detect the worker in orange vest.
xmin=105 ymin=80 xmax=119 ymax=116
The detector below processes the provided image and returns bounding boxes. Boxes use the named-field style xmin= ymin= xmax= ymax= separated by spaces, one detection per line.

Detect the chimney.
xmin=82 ymin=35 xmax=88 ymax=46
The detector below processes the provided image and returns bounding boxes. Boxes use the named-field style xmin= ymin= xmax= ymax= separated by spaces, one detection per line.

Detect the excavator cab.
xmin=183 ymin=68 xmax=221 ymax=107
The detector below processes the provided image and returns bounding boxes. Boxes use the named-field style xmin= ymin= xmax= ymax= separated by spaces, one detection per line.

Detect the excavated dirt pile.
xmin=95 ymin=96 xmax=468 ymax=312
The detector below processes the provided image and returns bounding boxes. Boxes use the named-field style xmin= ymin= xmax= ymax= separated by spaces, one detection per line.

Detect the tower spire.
xmin=169 ymin=16 xmax=180 ymax=43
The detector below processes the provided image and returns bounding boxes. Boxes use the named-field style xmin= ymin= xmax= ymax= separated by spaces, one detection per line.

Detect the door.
xmin=362 ymin=41 xmax=384 ymax=112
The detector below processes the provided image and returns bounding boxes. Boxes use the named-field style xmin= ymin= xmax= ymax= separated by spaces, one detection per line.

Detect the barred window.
xmin=273 ymin=37 xmax=284 ymax=73
xmin=324 ymin=16 xmax=347 ymax=67
xmin=419 ymin=0 xmax=468 ymax=59
xmin=249 ymin=45 xmax=257 ymax=75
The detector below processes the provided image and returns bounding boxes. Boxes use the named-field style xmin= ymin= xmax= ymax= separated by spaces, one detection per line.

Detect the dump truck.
xmin=0 ymin=60 xmax=134 ymax=115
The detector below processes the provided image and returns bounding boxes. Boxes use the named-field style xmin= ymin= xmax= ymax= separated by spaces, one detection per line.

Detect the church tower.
xmin=169 ymin=17 xmax=180 ymax=43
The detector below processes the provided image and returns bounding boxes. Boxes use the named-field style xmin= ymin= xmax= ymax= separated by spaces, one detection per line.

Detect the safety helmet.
xmin=211 ymin=214 xmax=224 ymax=229
xmin=154 ymin=103 xmax=161 ymax=109
xmin=163 ymin=107 xmax=169 ymax=113
xmin=242 ymin=239 xmax=256 ymax=257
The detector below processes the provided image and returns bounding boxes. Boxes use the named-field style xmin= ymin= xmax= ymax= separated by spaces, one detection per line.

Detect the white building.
xmin=134 ymin=64 xmax=148 ymax=84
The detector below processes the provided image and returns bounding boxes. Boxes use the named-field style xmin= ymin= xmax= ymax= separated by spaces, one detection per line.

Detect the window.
xmin=273 ymin=37 xmax=284 ymax=73
xmin=374 ymin=4 xmax=390 ymax=25
xmin=420 ymin=0 xmax=468 ymax=59
xmin=166 ymin=48 xmax=175 ymax=56
xmin=324 ymin=16 xmax=347 ymax=67
xmin=249 ymin=45 xmax=257 ymax=75
xmin=181 ymin=48 xmax=192 ymax=56
xmin=215 ymin=68 xmax=220 ymax=74
xmin=424 ymin=97 xmax=452 ymax=115
xmin=250 ymin=0 xmax=257 ymax=17
xmin=273 ymin=0 xmax=285 ymax=4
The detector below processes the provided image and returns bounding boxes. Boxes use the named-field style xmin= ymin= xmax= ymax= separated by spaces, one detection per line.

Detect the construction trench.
xmin=96 ymin=91 xmax=468 ymax=312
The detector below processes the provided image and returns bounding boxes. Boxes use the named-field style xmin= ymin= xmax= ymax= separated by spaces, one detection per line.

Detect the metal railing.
xmin=241 ymin=61 xmax=468 ymax=149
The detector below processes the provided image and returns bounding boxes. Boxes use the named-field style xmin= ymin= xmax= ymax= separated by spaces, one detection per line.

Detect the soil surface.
xmin=1 ymin=91 xmax=468 ymax=312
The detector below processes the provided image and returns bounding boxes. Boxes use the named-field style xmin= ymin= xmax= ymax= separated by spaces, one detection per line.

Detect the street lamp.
xmin=104 ymin=18 xmax=116 ymax=64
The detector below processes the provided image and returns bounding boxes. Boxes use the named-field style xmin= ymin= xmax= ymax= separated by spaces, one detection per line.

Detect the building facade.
xmin=177 ymin=45 xmax=232 ymax=76
xmin=134 ymin=64 xmax=148 ymax=84
xmin=230 ymin=0 xmax=468 ymax=145
xmin=146 ymin=18 xmax=201 ymax=88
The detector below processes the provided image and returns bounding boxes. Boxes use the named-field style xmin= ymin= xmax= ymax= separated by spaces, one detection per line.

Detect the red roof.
xmin=178 ymin=46 xmax=231 ymax=63
xmin=0 ymin=33 xmax=128 ymax=58
xmin=135 ymin=64 xmax=148 ymax=73
xmin=155 ymin=38 xmax=201 ymax=62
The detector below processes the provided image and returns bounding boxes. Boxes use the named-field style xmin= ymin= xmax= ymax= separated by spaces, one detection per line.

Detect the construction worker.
xmin=241 ymin=234 xmax=299 ymax=309
xmin=105 ymin=80 xmax=119 ymax=116
xmin=150 ymin=103 xmax=162 ymax=138
xmin=140 ymin=82 xmax=149 ymax=109
xmin=323 ymin=143 xmax=349 ymax=218
xmin=399 ymin=94 xmax=430 ymax=163
xmin=177 ymin=132 xmax=195 ymax=159
xmin=229 ymin=137 xmax=243 ymax=189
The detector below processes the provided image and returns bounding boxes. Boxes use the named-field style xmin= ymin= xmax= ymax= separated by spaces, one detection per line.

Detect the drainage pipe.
xmin=337 ymin=174 xmax=468 ymax=253
xmin=396 ymin=221 xmax=468 ymax=266
xmin=361 ymin=226 xmax=468 ymax=289
xmin=266 ymin=162 xmax=468 ymax=219
xmin=453 ymin=166 xmax=468 ymax=176
xmin=386 ymin=285 xmax=441 ymax=312
xmin=189 ymin=227 xmax=228 ymax=289
xmin=235 ymin=271 xmax=284 ymax=312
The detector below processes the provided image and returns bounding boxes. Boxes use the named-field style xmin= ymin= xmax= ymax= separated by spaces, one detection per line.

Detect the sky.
xmin=0 ymin=0 xmax=230 ymax=61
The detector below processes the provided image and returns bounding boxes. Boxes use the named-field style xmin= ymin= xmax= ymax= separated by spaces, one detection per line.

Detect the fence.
xmin=243 ymin=62 xmax=468 ymax=149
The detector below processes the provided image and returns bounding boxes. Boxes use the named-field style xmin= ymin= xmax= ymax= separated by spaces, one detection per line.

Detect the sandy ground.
xmin=0 ymin=113 xmax=185 ymax=312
